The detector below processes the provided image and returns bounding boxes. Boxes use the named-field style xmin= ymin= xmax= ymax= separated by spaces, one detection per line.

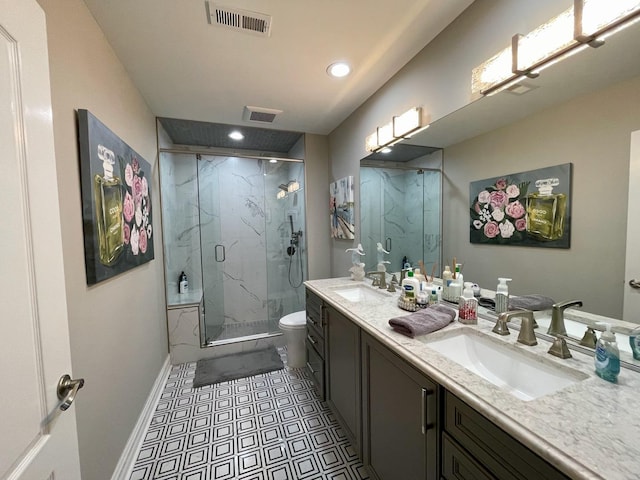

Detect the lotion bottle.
xmin=495 ymin=278 xmax=512 ymax=314
xmin=401 ymin=270 xmax=419 ymax=302
xmin=595 ymin=323 xmax=620 ymax=383
xmin=179 ymin=271 xmax=188 ymax=294
xmin=458 ymin=282 xmax=478 ymax=324
xmin=442 ymin=266 xmax=452 ymax=301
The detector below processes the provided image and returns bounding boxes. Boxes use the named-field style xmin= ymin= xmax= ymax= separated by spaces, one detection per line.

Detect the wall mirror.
xmin=360 ymin=145 xmax=442 ymax=276
xmin=369 ymin=18 xmax=640 ymax=364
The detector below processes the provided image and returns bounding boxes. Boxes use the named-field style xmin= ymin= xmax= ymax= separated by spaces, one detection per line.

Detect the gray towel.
xmin=509 ymin=294 xmax=555 ymax=311
xmin=389 ymin=304 xmax=456 ymax=338
xmin=479 ymin=294 xmax=555 ymax=311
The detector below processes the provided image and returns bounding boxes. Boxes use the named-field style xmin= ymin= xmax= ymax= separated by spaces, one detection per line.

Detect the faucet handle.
xmin=548 ymin=335 xmax=572 ymax=359
xmin=387 ymin=280 xmax=397 ymax=293
xmin=492 ymin=313 xmax=511 ymax=336
xmin=579 ymin=326 xmax=597 ymax=348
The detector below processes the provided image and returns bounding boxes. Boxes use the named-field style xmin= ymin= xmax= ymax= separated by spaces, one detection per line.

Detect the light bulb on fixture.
xmin=228 ymin=130 xmax=244 ymax=140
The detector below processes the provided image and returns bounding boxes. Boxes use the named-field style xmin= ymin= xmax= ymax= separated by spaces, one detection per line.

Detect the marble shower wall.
xmin=360 ymin=167 xmax=441 ymax=274
xmin=159 ymin=153 xmax=203 ymax=299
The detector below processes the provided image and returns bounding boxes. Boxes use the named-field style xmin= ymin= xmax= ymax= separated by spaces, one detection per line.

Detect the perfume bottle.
xmin=525 ymin=178 xmax=567 ymax=241
xmin=94 ymin=144 xmax=124 ymax=265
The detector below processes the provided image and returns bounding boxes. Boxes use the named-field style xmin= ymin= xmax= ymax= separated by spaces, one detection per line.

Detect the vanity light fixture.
xmin=228 ymin=130 xmax=244 ymax=140
xmin=473 ymin=0 xmax=640 ymax=96
xmin=365 ymin=107 xmax=427 ymax=153
xmin=287 ymin=181 xmax=300 ymax=193
xmin=380 ymin=147 xmax=392 ymax=154
xmin=327 ymin=62 xmax=351 ymax=78
xmin=276 ymin=190 xmax=286 ymax=200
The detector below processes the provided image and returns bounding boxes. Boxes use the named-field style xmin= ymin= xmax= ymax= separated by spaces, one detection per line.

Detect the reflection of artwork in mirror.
xmin=330 ymin=176 xmax=355 ymax=239
xmin=78 ymin=109 xmax=155 ymax=285
xmin=470 ymin=163 xmax=572 ymax=248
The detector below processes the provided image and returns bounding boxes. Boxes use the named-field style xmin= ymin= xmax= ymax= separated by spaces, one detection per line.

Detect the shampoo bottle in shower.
xmin=179 ymin=271 xmax=188 ymax=294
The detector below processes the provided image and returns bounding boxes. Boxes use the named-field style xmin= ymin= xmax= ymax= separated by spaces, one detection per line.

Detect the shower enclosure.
xmin=360 ymin=165 xmax=441 ymax=274
xmin=160 ymin=152 xmax=306 ymax=346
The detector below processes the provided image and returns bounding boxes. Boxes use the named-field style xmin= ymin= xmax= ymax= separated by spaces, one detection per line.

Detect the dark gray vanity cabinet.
xmin=325 ymin=304 xmax=362 ymax=454
xmin=305 ymin=290 xmax=326 ymax=400
xmin=361 ymin=332 xmax=439 ymax=480
xmin=442 ymin=392 xmax=570 ymax=480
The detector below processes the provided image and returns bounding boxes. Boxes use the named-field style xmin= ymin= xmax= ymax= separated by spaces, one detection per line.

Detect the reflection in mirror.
xmin=360 ymin=145 xmax=442 ymax=276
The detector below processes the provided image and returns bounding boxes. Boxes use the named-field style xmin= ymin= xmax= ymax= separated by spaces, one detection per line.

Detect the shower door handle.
xmin=215 ymin=244 xmax=225 ymax=262
xmin=386 ymin=237 xmax=392 ymax=252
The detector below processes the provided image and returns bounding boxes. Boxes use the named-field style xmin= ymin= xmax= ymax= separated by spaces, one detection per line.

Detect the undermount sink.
xmin=424 ymin=329 xmax=588 ymax=401
xmin=331 ymin=284 xmax=388 ymax=302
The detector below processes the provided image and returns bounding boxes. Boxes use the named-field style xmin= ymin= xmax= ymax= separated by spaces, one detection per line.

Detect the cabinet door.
xmin=326 ymin=305 xmax=361 ymax=454
xmin=362 ymin=332 xmax=438 ymax=480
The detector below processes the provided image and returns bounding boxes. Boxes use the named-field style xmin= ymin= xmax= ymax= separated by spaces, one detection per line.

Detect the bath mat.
xmin=193 ymin=347 xmax=284 ymax=388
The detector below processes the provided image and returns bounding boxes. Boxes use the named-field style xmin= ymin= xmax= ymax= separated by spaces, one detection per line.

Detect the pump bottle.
xmin=495 ymin=278 xmax=512 ymax=314
xmin=458 ymin=282 xmax=478 ymax=324
xmin=595 ymin=323 xmax=620 ymax=383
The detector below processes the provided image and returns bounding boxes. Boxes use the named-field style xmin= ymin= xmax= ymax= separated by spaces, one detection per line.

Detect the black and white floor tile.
xmin=129 ymin=349 xmax=370 ymax=480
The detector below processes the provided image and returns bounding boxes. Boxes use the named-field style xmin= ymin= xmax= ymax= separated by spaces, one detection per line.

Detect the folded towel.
xmin=509 ymin=294 xmax=555 ymax=311
xmin=389 ymin=304 xmax=457 ymax=338
xmin=479 ymin=294 xmax=555 ymax=312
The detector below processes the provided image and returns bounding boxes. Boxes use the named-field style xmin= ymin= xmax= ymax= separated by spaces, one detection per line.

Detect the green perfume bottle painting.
xmin=94 ymin=144 xmax=124 ymax=265
xmin=526 ymin=177 xmax=567 ymax=241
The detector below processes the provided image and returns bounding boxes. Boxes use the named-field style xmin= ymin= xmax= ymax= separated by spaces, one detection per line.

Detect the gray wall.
xmin=38 ymin=1 xmax=168 ymax=478
xmin=328 ymin=0 xmax=569 ymax=276
xmin=444 ymin=75 xmax=640 ymax=318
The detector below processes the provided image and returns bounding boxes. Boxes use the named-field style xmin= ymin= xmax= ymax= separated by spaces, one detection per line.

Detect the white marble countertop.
xmin=305 ymin=277 xmax=640 ymax=480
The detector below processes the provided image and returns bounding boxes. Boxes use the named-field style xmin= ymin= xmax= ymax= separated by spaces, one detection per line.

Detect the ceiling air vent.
xmin=243 ymin=106 xmax=283 ymax=124
xmin=205 ymin=2 xmax=272 ymax=37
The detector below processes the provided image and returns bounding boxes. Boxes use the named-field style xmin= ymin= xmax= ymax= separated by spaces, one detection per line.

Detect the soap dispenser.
xmin=458 ymin=282 xmax=478 ymax=324
xmin=594 ymin=322 xmax=620 ymax=383
xmin=345 ymin=244 xmax=366 ymax=280
xmin=178 ymin=271 xmax=188 ymax=294
xmin=495 ymin=278 xmax=512 ymax=314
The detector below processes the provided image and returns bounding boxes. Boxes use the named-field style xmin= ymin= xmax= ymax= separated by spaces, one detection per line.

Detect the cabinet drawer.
xmin=444 ymin=392 xmax=569 ymax=480
xmin=306 ymin=326 xmax=324 ymax=359
xmin=442 ymin=433 xmax=494 ymax=480
xmin=306 ymin=338 xmax=325 ymax=399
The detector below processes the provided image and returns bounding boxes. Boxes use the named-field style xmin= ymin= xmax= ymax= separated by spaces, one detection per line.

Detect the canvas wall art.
xmin=469 ymin=163 xmax=572 ymax=248
xmin=330 ymin=176 xmax=355 ymax=239
xmin=78 ymin=109 xmax=155 ymax=285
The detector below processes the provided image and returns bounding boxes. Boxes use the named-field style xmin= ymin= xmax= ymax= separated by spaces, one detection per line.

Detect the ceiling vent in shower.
xmin=243 ymin=106 xmax=283 ymax=124
xmin=205 ymin=2 xmax=272 ymax=37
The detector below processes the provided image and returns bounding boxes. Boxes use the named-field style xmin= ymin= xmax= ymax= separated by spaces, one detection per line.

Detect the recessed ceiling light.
xmin=327 ymin=62 xmax=351 ymax=78
xmin=380 ymin=147 xmax=392 ymax=154
xmin=269 ymin=159 xmax=278 ymax=163
xmin=229 ymin=130 xmax=244 ymax=140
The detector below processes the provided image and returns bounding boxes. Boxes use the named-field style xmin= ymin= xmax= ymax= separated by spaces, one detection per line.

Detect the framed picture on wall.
xmin=330 ymin=175 xmax=355 ymax=239
xmin=77 ymin=109 xmax=155 ymax=285
xmin=469 ymin=163 xmax=572 ymax=248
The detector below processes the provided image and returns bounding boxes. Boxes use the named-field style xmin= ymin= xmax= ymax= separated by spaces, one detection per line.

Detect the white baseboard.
xmin=111 ymin=355 xmax=171 ymax=480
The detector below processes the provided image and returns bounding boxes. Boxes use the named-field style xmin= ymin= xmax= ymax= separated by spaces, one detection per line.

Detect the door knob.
xmin=57 ymin=374 xmax=85 ymax=411
xmin=630 ymin=279 xmax=640 ymax=289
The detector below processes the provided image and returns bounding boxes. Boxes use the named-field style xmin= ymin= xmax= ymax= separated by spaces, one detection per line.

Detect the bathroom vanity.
xmin=305 ymin=278 xmax=640 ymax=480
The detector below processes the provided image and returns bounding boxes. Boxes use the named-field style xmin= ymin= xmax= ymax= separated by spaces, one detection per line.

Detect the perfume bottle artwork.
xmin=94 ymin=144 xmax=124 ymax=265
xmin=526 ymin=177 xmax=567 ymax=241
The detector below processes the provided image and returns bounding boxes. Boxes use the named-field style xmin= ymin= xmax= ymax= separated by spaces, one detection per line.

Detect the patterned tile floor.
xmin=129 ymin=349 xmax=370 ymax=480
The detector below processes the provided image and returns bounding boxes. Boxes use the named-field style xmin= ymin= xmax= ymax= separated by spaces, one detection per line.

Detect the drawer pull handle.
xmin=306 ymin=362 xmax=316 ymax=374
xmin=307 ymin=334 xmax=317 ymax=345
xmin=307 ymin=315 xmax=317 ymax=327
xmin=422 ymin=388 xmax=434 ymax=434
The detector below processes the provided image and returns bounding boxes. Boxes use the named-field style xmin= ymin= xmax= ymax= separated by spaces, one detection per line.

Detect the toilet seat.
xmin=279 ymin=310 xmax=306 ymax=329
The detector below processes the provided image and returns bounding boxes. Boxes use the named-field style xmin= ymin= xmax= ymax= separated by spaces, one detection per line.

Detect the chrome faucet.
xmin=366 ymin=271 xmax=387 ymax=289
xmin=492 ymin=310 xmax=537 ymax=346
xmin=548 ymin=300 xmax=583 ymax=337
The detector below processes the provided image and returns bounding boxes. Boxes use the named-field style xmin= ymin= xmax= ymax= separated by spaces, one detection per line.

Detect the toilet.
xmin=279 ymin=310 xmax=307 ymax=368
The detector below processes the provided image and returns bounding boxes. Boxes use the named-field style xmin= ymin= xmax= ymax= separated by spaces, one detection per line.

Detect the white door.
xmin=0 ymin=1 xmax=82 ymax=478
xmin=624 ymin=130 xmax=640 ymax=321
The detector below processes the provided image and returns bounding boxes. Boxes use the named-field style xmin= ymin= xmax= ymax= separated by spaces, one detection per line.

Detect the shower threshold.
xmin=203 ymin=330 xmax=282 ymax=348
